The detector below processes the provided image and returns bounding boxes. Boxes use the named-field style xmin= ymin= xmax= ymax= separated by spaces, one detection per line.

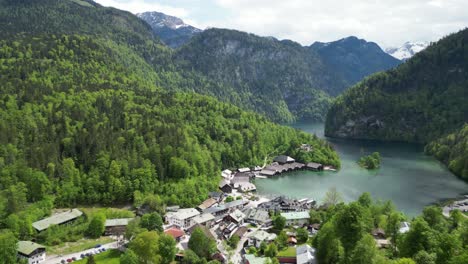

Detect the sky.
xmin=94 ymin=0 xmax=468 ymax=48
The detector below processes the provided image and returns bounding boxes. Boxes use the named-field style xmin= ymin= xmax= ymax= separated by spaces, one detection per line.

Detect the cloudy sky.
xmin=94 ymin=0 xmax=468 ymax=48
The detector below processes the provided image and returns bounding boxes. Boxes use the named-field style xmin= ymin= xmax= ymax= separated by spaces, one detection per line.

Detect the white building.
xmin=296 ymin=244 xmax=317 ymax=264
xmin=399 ymin=222 xmax=411 ymax=233
xmin=248 ymin=230 xmax=277 ymax=247
xmin=281 ymin=211 xmax=310 ymax=226
xmin=17 ymin=241 xmax=46 ymax=264
xmin=165 ymin=208 xmax=200 ymax=229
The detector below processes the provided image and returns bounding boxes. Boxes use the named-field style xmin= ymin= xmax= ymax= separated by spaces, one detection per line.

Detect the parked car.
xmin=66 ymin=259 xmax=73 ymax=263
xmin=60 ymin=260 xmax=66 ymax=264
xmin=94 ymin=244 xmax=102 ymax=248
xmin=80 ymin=254 xmax=85 ymax=259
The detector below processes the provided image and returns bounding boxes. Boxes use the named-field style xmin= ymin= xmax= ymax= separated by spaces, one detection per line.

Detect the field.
xmin=277 ymin=246 xmax=296 ymax=257
xmin=75 ymin=249 xmax=122 ymax=264
xmin=48 ymin=237 xmax=115 ymax=255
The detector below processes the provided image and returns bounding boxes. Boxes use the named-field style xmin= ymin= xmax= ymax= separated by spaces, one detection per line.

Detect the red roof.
xmin=164 ymin=227 xmax=185 ymax=239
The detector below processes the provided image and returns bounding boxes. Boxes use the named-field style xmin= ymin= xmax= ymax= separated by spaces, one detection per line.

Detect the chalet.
xmin=192 ymin=213 xmax=215 ymax=227
xmin=17 ymin=241 xmax=46 ymax=264
xmin=219 ymin=180 xmax=233 ymax=193
xmin=221 ymin=169 xmax=233 ymax=180
xmin=203 ymin=199 xmax=248 ymax=219
xmin=165 ymin=208 xmax=200 ymax=229
xmin=235 ymin=182 xmax=256 ymax=193
xmin=274 ymin=155 xmax=295 ymax=164
xmin=243 ymin=254 xmax=267 ymax=264
xmin=306 ymin=162 xmax=323 ymax=171
xmin=164 ymin=227 xmax=186 ymax=242
xmin=288 ymin=236 xmax=298 ymax=245
xmin=209 ymin=192 xmax=224 ymax=202
xmin=32 ymin=209 xmax=83 ymax=232
xmin=223 ymin=222 xmax=238 ymax=237
xmin=376 ymin=239 xmax=391 ymax=249
xmin=104 ymin=218 xmax=134 ymax=236
xmin=243 ymin=208 xmax=271 ymax=226
xmin=248 ymin=230 xmax=277 ymax=247
xmin=296 ymin=244 xmax=317 ymax=264
xmin=252 ymin=166 xmax=262 ymax=172
xmin=281 ymin=211 xmax=310 ymax=226
xmin=197 ymin=198 xmax=218 ymax=211
xmin=224 ymin=209 xmax=246 ymax=225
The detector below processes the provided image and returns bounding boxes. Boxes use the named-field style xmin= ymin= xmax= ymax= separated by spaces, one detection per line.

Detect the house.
xmin=274 ymin=155 xmax=295 ymax=164
xmin=166 ymin=205 xmax=180 ymax=212
xmin=248 ymin=230 xmax=277 ymax=247
xmin=164 ymin=227 xmax=186 ymax=242
xmin=104 ymin=218 xmax=134 ymax=236
xmin=219 ymin=180 xmax=233 ymax=193
xmin=253 ymin=166 xmax=262 ymax=171
xmin=296 ymin=244 xmax=317 ymax=264
xmin=225 ymin=209 xmax=246 ymax=225
xmin=17 ymin=241 xmax=46 ymax=264
xmin=258 ymin=196 xmax=312 ymax=213
xmin=235 ymin=182 xmax=256 ymax=193
xmin=32 ymin=209 xmax=83 ymax=232
xmin=372 ymin=228 xmax=386 ymax=239
xmin=222 ymin=169 xmax=233 ymax=180
xmin=260 ymin=169 xmax=277 ymax=177
xmin=209 ymin=192 xmax=224 ymax=202
xmin=224 ymin=222 xmax=238 ymax=237
xmin=306 ymin=162 xmax=323 ymax=171
xmin=399 ymin=222 xmax=411 ymax=233
xmin=243 ymin=254 xmax=267 ymax=264
xmin=197 ymin=198 xmax=218 ymax=211
xmin=238 ymin=167 xmax=251 ymax=173
xmin=192 ymin=213 xmax=215 ymax=227
xmin=232 ymin=172 xmax=252 ymax=183
xmin=203 ymin=199 xmax=248 ymax=219
xmin=281 ymin=211 xmax=310 ymax=226
xmin=165 ymin=208 xmax=200 ymax=229
xmin=243 ymin=208 xmax=271 ymax=226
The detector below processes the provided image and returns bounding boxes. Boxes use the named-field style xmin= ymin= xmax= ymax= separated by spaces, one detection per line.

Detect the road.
xmin=43 ymin=241 xmax=120 ymax=264
xmin=231 ymin=227 xmax=258 ymax=264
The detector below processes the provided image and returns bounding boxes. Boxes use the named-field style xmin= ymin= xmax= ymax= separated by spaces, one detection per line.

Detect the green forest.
xmin=325 ymin=28 xmax=468 ymax=179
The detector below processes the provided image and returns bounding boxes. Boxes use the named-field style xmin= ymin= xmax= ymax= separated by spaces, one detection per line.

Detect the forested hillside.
xmin=425 ymin=124 xmax=468 ymax=180
xmin=0 ymin=1 xmax=340 ymax=229
xmin=175 ymin=28 xmax=343 ymax=122
xmin=310 ymin=36 xmax=401 ymax=85
xmin=325 ymin=28 xmax=468 ymax=178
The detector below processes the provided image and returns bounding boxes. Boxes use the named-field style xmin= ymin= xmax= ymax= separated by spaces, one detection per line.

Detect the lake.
xmin=255 ymin=122 xmax=468 ymax=216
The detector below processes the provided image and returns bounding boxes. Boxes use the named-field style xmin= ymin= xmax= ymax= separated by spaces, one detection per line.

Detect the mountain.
xmin=138 ymin=11 xmax=202 ymax=48
xmin=325 ymin=28 xmax=468 ymax=178
xmin=174 ymin=28 xmax=351 ymax=122
xmin=310 ymin=36 xmax=401 ymax=85
xmin=385 ymin=41 xmax=429 ymax=60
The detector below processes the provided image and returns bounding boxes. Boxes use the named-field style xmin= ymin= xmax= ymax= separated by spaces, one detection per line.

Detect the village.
xmin=16 ymin=155 xmax=416 ymax=264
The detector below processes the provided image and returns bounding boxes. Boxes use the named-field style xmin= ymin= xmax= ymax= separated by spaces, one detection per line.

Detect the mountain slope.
xmin=386 ymin=41 xmax=429 ymax=60
xmin=174 ymin=28 xmax=349 ymax=122
xmin=138 ymin=11 xmax=202 ymax=48
xmin=310 ymin=36 xmax=401 ymax=85
xmin=325 ymin=28 xmax=468 ymax=177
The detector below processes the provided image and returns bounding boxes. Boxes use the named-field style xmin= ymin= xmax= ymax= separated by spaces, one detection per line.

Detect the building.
xmin=238 ymin=167 xmax=251 ymax=173
xmin=203 ymin=199 xmax=248 ymax=219
xmin=17 ymin=241 xmax=46 ymax=264
xmin=104 ymin=218 xmax=134 ymax=236
xmin=281 ymin=211 xmax=310 ymax=226
xmin=197 ymin=198 xmax=218 ymax=211
xmin=165 ymin=208 xmax=200 ymax=229
xmin=225 ymin=209 xmax=246 ymax=225
xmin=164 ymin=227 xmax=186 ymax=242
xmin=219 ymin=180 xmax=233 ymax=193
xmin=274 ymin=155 xmax=295 ymax=164
xmin=232 ymin=172 xmax=252 ymax=184
xmin=235 ymin=182 xmax=256 ymax=193
xmin=258 ymin=196 xmax=314 ymax=213
xmin=222 ymin=169 xmax=233 ymax=180
xmin=306 ymin=162 xmax=323 ymax=171
xmin=243 ymin=208 xmax=271 ymax=226
xmin=372 ymin=228 xmax=386 ymax=239
xmin=259 ymin=169 xmax=277 ymax=177
xmin=296 ymin=244 xmax=317 ymax=264
xmin=192 ymin=213 xmax=215 ymax=227
xmin=248 ymin=230 xmax=277 ymax=247
xmin=32 ymin=209 xmax=83 ymax=232
xmin=243 ymin=254 xmax=267 ymax=264
xmin=399 ymin=222 xmax=411 ymax=233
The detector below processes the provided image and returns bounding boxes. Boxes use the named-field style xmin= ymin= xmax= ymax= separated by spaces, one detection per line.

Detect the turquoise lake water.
xmin=255 ymin=122 xmax=468 ymax=216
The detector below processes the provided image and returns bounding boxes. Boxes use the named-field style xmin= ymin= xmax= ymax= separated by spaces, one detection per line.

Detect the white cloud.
xmin=94 ymin=0 xmax=468 ymax=48
xmin=94 ymin=0 xmax=189 ymax=17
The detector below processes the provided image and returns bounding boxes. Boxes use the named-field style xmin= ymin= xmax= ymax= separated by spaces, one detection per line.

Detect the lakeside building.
xmin=219 ymin=179 xmax=233 ymax=193
xmin=165 ymin=208 xmax=200 ymax=229
xmin=203 ymin=199 xmax=248 ymax=219
xmin=32 ymin=209 xmax=83 ymax=232
xmin=17 ymin=241 xmax=46 ymax=264
xmin=281 ymin=211 xmax=310 ymax=226
xmin=258 ymin=196 xmax=315 ymax=213
xmin=104 ymin=218 xmax=134 ymax=236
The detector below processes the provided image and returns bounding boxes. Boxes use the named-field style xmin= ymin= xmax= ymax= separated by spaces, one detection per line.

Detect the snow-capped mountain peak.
xmin=385 ymin=41 xmax=429 ymax=60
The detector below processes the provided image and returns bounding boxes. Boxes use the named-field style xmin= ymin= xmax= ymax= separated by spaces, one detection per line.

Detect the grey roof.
xmin=32 ymin=209 xmax=83 ymax=231
xmin=219 ymin=179 xmax=230 ymax=188
xmin=296 ymin=245 xmax=316 ymax=264
xmin=244 ymin=208 xmax=271 ymax=223
xmin=17 ymin=241 xmax=46 ymax=256
xmin=244 ymin=255 xmax=267 ymax=264
xmin=235 ymin=182 xmax=256 ymax=192
xmin=105 ymin=218 xmax=134 ymax=227
xmin=198 ymin=198 xmax=218 ymax=210
xmin=166 ymin=208 xmax=200 ymax=220
xmin=249 ymin=230 xmax=277 ymax=241
xmin=203 ymin=199 xmax=246 ymax=214
xmin=229 ymin=209 xmax=246 ymax=223
xmin=193 ymin=213 xmax=215 ymax=224
xmin=281 ymin=211 xmax=310 ymax=220
xmin=260 ymin=169 xmax=277 ymax=176
xmin=306 ymin=162 xmax=323 ymax=168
